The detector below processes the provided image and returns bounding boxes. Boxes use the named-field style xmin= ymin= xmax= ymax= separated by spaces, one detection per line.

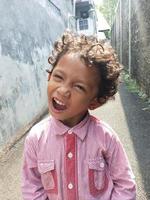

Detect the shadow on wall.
xmin=119 ymin=83 xmax=150 ymax=199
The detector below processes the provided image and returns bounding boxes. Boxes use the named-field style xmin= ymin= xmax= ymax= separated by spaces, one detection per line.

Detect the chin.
xmin=49 ymin=110 xmax=65 ymax=121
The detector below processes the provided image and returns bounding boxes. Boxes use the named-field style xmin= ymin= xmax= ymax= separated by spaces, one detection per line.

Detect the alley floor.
xmin=0 ymin=82 xmax=150 ymax=200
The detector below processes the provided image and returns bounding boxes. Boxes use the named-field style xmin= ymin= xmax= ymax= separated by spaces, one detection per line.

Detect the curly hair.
xmin=47 ymin=31 xmax=122 ymax=105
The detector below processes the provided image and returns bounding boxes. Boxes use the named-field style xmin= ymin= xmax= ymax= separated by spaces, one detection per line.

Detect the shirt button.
xmin=68 ymin=183 xmax=74 ymax=189
xmin=67 ymin=152 xmax=73 ymax=159
xmin=100 ymin=162 xmax=105 ymax=168
xmin=40 ymin=163 xmax=44 ymax=166
xmin=68 ymin=130 xmax=73 ymax=134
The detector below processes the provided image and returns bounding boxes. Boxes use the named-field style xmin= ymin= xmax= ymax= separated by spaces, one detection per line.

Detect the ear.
xmin=88 ymin=97 xmax=106 ymax=110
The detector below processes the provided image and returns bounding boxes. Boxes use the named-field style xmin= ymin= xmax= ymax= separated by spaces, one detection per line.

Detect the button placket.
xmin=65 ymin=132 xmax=77 ymax=200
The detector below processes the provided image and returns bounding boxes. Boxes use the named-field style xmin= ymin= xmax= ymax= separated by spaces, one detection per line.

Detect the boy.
xmin=22 ymin=31 xmax=136 ymax=199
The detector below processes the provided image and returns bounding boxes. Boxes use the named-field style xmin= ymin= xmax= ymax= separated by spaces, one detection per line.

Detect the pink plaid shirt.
xmin=21 ymin=113 xmax=136 ymax=200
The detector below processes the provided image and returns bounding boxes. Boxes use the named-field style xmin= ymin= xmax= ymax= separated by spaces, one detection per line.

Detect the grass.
xmin=122 ymin=71 xmax=150 ymax=111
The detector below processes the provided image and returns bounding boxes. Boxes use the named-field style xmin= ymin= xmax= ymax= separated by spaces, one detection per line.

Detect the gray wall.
xmin=111 ymin=0 xmax=150 ymax=97
xmin=0 ymin=0 xmax=73 ymax=147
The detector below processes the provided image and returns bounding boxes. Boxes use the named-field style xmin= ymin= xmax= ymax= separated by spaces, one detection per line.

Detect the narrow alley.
xmin=0 ymin=0 xmax=150 ymax=200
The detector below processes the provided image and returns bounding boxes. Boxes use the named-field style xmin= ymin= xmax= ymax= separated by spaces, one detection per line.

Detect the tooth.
xmin=54 ymin=98 xmax=65 ymax=106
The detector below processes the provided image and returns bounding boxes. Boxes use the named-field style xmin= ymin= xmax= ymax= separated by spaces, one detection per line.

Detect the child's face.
xmin=47 ymin=53 xmax=101 ymax=127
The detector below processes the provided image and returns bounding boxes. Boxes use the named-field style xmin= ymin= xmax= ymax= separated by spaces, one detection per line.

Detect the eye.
xmin=74 ymin=84 xmax=86 ymax=92
xmin=52 ymin=73 xmax=63 ymax=81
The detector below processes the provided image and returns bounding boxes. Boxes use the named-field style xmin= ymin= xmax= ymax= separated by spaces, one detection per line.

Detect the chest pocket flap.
xmin=88 ymin=157 xmax=106 ymax=171
xmin=38 ymin=160 xmax=55 ymax=174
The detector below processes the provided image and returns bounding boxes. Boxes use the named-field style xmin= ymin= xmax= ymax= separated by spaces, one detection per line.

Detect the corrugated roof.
xmin=96 ymin=10 xmax=110 ymax=31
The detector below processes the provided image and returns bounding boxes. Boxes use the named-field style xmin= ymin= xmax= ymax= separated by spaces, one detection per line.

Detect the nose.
xmin=57 ymin=86 xmax=71 ymax=98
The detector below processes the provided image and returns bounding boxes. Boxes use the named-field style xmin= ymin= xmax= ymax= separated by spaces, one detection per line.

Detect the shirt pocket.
xmin=38 ymin=160 xmax=58 ymax=194
xmin=88 ymin=157 xmax=108 ymax=197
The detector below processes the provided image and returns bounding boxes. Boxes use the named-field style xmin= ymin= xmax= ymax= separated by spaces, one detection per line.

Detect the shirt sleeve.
xmin=107 ymin=135 xmax=136 ymax=200
xmin=21 ymin=135 xmax=48 ymax=200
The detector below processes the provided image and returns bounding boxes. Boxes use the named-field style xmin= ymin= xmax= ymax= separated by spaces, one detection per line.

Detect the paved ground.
xmin=0 ymin=82 xmax=150 ymax=200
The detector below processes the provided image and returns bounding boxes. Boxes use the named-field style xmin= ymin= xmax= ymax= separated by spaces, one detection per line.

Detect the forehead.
xmin=54 ymin=53 xmax=100 ymax=84
xmin=54 ymin=53 xmax=100 ymax=81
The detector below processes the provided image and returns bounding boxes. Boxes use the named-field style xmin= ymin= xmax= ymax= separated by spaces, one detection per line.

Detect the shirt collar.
xmin=50 ymin=113 xmax=91 ymax=141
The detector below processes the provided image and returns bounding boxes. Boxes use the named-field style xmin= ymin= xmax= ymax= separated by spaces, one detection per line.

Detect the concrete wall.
xmin=111 ymin=0 xmax=150 ymax=97
xmin=0 ymin=0 xmax=73 ymax=147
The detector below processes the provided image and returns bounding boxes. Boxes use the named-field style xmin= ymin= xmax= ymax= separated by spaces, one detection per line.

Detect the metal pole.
xmin=73 ymin=0 xmax=77 ymax=31
xmin=107 ymin=0 xmax=110 ymax=25
xmin=119 ymin=0 xmax=122 ymax=63
xmin=128 ymin=0 xmax=131 ymax=76
xmin=73 ymin=0 xmax=75 ymax=16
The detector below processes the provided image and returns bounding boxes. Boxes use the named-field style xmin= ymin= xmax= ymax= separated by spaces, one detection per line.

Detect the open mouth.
xmin=52 ymin=97 xmax=67 ymax=111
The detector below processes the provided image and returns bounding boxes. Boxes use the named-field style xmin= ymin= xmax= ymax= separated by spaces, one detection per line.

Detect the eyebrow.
xmin=52 ymin=69 xmax=64 ymax=74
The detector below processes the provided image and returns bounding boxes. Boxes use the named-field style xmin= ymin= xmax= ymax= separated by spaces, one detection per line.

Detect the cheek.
xmin=73 ymin=94 xmax=92 ymax=106
xmin=47 ymin=82 xmax=52 ymax=97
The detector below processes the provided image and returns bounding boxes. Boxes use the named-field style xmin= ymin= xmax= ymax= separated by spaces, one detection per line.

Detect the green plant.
xmin=122 ymin=71 xmax=150 ymax=111
xmin=123 ymin=72 xmax=139 ymax=93
xmin=98 ymin=0 xmax=118 ymax=26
